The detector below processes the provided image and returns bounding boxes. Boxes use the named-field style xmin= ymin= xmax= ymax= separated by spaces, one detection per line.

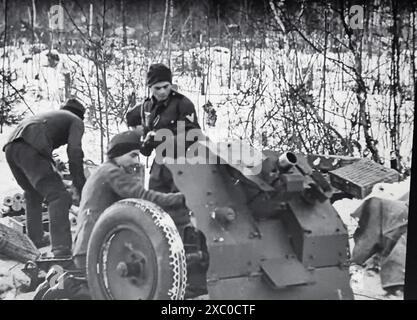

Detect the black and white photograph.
xmin=0 ymin=0 xmax=415 ymax=302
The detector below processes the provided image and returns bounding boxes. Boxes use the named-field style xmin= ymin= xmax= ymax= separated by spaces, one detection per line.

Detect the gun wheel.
xmin=86 ymin=199 xmax=187 ymax=300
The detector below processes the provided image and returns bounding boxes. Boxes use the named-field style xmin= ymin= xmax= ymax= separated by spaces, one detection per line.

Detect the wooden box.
xmin=329 ymin=159 xmax=401 ymax=199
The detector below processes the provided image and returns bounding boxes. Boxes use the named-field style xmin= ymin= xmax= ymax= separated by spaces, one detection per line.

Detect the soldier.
xmin=126 ymin=63 xmax=200 ymax=194
xmin=126 ymin=64 xmax=208 ymax=298
xmin=3 ymin=98 xmax=86 ymax=258
xmin=72 ymin=130 xmax=185 ymax=269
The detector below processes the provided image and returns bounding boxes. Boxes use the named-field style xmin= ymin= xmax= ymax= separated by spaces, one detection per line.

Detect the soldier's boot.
xmin=24 ymin=189 xmax=46 ymax=247
xmin=37 ymin=180 xmax=73 ymax=258
xmin=33 ymin=233 xmax=51 ymax=249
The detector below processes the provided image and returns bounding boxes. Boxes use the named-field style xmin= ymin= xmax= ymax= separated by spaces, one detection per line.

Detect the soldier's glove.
xmin=143 ymin=130 xmax=156 ymax=145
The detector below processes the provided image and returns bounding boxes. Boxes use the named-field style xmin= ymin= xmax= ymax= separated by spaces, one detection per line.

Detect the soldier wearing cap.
xmin=126 ymin=64 xmax=209 ymax=298
xmin=3 ymin=98 xmax=87 ymax=257
xmin=126 ymin=63 xmax=200 ymax=194
xmin=72 ymin=130 xmax=185 ymax=269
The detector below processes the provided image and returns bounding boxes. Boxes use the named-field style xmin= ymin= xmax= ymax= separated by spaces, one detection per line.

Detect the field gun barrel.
xmin=277 ymin=152 xmax=297 ymax=172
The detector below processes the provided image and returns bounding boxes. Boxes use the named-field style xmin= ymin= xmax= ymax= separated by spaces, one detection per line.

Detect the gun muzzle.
xmin=278 ymin=152 xmax=297 ymax=171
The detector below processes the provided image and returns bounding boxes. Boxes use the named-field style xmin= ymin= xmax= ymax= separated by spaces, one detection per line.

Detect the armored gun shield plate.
xmin=86 ymin=199 xmax=187 ymax=300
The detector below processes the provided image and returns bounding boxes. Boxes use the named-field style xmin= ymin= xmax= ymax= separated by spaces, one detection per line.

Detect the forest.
xmin=0 ymin=0 xmax=415 ymax=169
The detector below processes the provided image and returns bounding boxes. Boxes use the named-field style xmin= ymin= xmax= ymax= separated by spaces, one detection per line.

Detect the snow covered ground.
xmin=0 ymin=45 xmax=413 ymax=300
xmin=334 ymin=177 xmax=410 ymax=300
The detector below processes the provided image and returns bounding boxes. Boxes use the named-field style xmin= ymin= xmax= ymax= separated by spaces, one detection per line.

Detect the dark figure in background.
xmin=3 ymin=98 xmax=86 ymax=258
xmin=126 ymin=64 xmax=208 ymax=298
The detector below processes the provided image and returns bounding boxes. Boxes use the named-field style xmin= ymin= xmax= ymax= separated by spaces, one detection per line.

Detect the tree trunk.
xmin=121 ymin=0 xmax=127 ymax=46
xmin=1 ymin=0 xmax=8 ymax=133
xmin=32 ymin=0 xmax=36 ymax=28
xmin=28 ymin=5 xmax=33 ymax=79
xmin=374 ymin=0 xmax=382 ymax=94
xmin=102 ymin=0 xmax=110 ymax=145
xmin=121 ymin=0 xmax=126 ymax=115
xmin=190 ymin=2 xmax=194 ymax=47
xmin=336 ymin=1 xmax=380 ymax=162
xmin=161 ymin=0 xmax=169 ymax=47
xmin=89 ymin=3 xmax=93 ymax=38
xmin=321 ymin=3 xmax=328 ymax=153
xmin=147 ymin=0 xmax=152 ymax=54
xmin=168 ymin=0 xmax=174 ymax=68
xmin=412 ymin=4 xmax=416 ymax=113
xmin=228 ymin=37 xmax=233 ymax=89
xmin=94 ymin=48 xmax=104 ymax=163
xmin=217 ymin=3 xmax=221 ymax=46
xmin=390 ymin=0 xmax=402 ymax=171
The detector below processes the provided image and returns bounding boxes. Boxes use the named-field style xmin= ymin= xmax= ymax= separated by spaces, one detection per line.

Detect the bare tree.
xmin=1 ymin=0 xmax=8 ymax=133
xmin=389 ymin=0 xmax=403 ymax=171
xmin=161 ymin=0 xmax=169 ymax=46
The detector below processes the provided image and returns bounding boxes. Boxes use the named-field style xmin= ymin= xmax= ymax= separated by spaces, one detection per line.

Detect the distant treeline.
xmin=0 ymin=0 xmax=415 ymax=51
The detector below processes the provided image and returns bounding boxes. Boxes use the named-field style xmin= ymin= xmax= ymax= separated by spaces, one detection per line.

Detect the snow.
xmin=334 ymin=177 xmax=410 ymax=233
xmin=0 ymin=258 xmax=33 ymax=300
xmin=0 ymin=127 xmax=22 ymax=199
xmin=0 ymin=41 xmax=414 ymax=299
xmin=333 ymin=177 xmax=410 ymax=300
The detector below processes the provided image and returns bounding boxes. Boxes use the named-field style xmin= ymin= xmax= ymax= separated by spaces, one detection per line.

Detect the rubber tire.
xmin=86 ymin=199 xmax=187 ymax=300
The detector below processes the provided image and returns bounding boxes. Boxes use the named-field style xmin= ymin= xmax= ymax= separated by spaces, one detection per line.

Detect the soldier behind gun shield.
xmin=126 ymin=64 xmax=209 ymax=298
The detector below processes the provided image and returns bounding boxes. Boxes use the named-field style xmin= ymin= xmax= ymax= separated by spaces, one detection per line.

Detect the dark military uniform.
xmin=3 ymin=110 xmax=86 ymax=254
xmin=73 ymin=159 xmax=185 ymax=266
xmin=126 ymin=90 xmax=200 ymax=193
xmin=127 ymin=90 xmax=209 ymax=298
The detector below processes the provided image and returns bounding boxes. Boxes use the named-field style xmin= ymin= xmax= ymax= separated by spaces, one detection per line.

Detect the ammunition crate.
xmin=328 ymin=159 xmax=401 ymax=199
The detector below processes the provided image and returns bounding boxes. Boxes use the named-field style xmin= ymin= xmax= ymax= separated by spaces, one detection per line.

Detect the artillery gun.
xmin=28 ymin=140 xmax=353 ymax=300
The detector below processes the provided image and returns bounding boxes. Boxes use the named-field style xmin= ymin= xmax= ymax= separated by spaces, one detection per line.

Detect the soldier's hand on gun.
xmin=143 ymin=130 xmax=156 ymax=145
